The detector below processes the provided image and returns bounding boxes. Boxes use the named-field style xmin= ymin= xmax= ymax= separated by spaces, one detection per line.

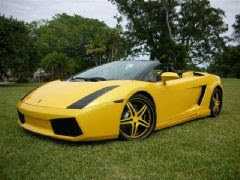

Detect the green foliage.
xmin=158 ymin=42 xmax=189 ymax=69
xmin=34 ymin=14 xmax=108 ymax=58
xmin=41 ymin=51 xmax=75 ymax=80
xmin=109 ymin=0 xmax=179 ymax=64
xmin=0 ymin=13 xmax=132 ymax=82
xmin=109 ymin=0 xmax=227 ymax=68
xmin=208 ymin=45 xmax=240 ymax=78
xmin=0 ymin=15 xmax=37 ymax=81
xmin=232 ymin=14 xmax=240 ymax=44
xmin=0 ymin=6 xmax=233 ymax=81
xmin=86 ymin=34 xmax=107 ymax=66
xmin=33 ymin=13 xmax=129 ymax=74
xmin=178 ymin=0 xmax=228 ymax=64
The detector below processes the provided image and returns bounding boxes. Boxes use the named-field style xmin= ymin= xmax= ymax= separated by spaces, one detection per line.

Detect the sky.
xmin=0 ymin=0 xmax=239 ymax=36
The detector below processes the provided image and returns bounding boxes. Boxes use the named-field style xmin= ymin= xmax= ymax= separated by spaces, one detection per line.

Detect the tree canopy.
xmin=109 ymin=0 xmax=228 ymax=68
xmin=207 ymin=12 xmax=240 ymax=79
xmin=208 ymin=45 xmax=240 ymax=79
xmin=0 ymin=15 xmax=36 ymax=81
xmin=0 ymin=2 xmax=239 ymax=81
xmin=232 ymin=14 xmax=240 ymax=44
xmin=177 ymin=0 xmax=227 ymax=64
xmin=0 ymin=13 xmax=130 ymax=81
xmin=32 ymin=13 xmax=131 ymax=79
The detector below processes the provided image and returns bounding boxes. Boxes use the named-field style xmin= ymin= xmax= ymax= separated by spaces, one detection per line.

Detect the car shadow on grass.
xmin=22 ymin=128 xmax=119 ymax=147
xmin=21 ymin=114 xmax=220 ymax=146
xmin=151 ymin=115 xmax=219 ymax=136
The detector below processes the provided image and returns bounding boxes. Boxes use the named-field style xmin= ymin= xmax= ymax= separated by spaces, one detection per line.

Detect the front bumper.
xmin=17 ymin=101 xmax=123 ymax=141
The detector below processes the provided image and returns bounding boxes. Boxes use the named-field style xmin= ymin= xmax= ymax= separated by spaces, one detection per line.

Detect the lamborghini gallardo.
xmin=17 ymin=60 xmax=223 ymax=141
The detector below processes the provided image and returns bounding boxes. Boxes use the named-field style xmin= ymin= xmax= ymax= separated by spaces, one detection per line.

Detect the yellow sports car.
xmin=17 ymin=60 xmax=223 ymax=141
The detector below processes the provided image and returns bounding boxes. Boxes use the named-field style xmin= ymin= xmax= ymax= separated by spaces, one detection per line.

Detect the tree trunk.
xmin=150 ymin=52 xmax=155 ymax=60
xmin=115 ymin=46 xmax=118 ymax=60
xmin=162 ymin=0 xmax=173 ymax=41
xmin=111 ymin=43 xmax=114 ymax=62
xmin=237 ymin=66 xmax=240 ymax=79
xmin=94 ymin=55 xmax=98 ymax=66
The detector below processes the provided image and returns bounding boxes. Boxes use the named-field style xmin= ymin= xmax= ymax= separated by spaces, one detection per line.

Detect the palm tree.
xmin=86 ymin=35 xmax=106 ymax=66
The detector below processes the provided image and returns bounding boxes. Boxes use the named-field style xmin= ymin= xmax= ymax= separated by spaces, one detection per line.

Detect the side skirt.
xmin=155 ymin=108 xmax=210 ymax=130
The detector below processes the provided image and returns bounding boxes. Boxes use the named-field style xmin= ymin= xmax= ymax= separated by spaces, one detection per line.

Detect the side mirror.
xmin=161 ymin=72 xmax=179 ymax=85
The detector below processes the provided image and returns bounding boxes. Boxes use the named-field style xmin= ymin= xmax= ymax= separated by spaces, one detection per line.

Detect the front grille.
xmin=17 ymin=110 xmax=25 ymax=124
xmin=50 ymin=118 xmax=83 ymax=137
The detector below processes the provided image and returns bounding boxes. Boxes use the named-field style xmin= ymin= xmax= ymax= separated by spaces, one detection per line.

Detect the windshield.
xmin=71 ymin=61 xmax=158 ymax=81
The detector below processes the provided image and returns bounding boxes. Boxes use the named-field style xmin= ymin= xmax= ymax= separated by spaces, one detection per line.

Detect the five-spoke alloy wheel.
xmin=119 ymin=94 xmax=155 ymax=140
xmin=210 ymin=88 xmax=223 ymax=117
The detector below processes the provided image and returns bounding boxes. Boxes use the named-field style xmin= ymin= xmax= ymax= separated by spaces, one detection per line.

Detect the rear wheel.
xmin=119 ymin=94 xmax=155 ymax=140
xmin=210 ymin=88 xmax=223 ymax=117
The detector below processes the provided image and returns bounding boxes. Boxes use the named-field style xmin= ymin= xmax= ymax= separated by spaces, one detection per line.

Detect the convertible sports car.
xmin=17 ymin=60 xmax=223 ymax=141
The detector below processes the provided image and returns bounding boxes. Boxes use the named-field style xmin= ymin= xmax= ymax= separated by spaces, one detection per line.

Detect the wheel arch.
xmin=132 ymin=91 xmax=156 ymax=108
xmin=209 ymin=84 xmax=223 ymax=117
xmin=119 ymin=90 xmax=157 ymax=140
xmin=205 ymin=83 xmax=223 ymax=110
xmin=131 ymin=91 xmax=157 ymax=127
xmin=215 ymin=85 xmax=223 ymax=96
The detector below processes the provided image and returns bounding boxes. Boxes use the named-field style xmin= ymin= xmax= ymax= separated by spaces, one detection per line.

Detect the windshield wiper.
xmin=71 ymin=77 xmax=88 ymax=81
xmin=89 ymin=77 xmax=106 ymax=81
xmin=71 ymin=77 xmax=106 ymax=82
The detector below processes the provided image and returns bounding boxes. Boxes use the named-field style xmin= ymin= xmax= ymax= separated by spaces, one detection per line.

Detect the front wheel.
xmin=119 ymin=94 xmax=156 ymax=140
xmin=210 ymin=88 xmax=223 ymax=117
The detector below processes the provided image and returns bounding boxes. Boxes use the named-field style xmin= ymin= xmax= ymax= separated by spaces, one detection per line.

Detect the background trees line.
xmin=208 ymin=14 xmax=240 ymax=78
xmin=110 ymin=0 xmax=228 ymax=67
xmin=0 ymin=13 xmax=131 ymax=81
xmin=32 ymin=13 xmax=134 ymax=80
xmin=110 ymin=0 xmax=240 ymax=78
xmin=0 ymin=0 xmax=240 ymax=81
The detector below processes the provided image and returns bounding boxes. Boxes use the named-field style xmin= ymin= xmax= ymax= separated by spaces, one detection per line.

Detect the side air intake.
xmin=198 ymin=85 xmax=207 ymax=105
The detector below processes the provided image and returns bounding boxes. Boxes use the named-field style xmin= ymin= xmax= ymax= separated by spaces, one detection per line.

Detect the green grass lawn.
xmin=0 ymin=79 xmax=240 ymax=179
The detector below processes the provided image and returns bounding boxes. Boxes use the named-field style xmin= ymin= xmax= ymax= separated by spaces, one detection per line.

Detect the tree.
xmin=41 ymin=51 xmax=75 ymax=80
xmin=232 ymin=14 xmax=240 ymax=44
xmin=208 ymin=45 xmax=240 ymax=78
xmin=32 ymin=13 xmax=130 ymax=76
xmin=0 ymin=15 xmax=37 ymax=81
xmin=33 ymin=13 xmax=111 ymax=72
xmin=177 ymin=0 xmax=228 ymax=65
xmin=109 ymin=0 xmax=227 ymax=67
xmin=109 ymin=0 xmax=178 ymax=62
xmin=105 ymin=15 xmax=133 ymax=62
xmin=208 ymin=14 xmax=240 ymax=79
xmin=86 ymin=34 xmax=107 ymax=66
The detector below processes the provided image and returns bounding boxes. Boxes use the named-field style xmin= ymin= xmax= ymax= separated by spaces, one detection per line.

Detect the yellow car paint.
xmin=161 ymin=72 xmax=179 ymax=85
xmin=17 ymin=71 xmax=222 ymax=141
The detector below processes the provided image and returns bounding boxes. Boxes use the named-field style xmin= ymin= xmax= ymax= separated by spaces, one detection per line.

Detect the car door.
xmin=154 ymin=76 xmax=199 ymax=124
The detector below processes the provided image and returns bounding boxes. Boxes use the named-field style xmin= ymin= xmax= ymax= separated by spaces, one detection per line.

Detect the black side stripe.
xmin=67 ymin=86 xmax=119 ymax=109
xmin=198 ymin=85 xmax=206 ymax=105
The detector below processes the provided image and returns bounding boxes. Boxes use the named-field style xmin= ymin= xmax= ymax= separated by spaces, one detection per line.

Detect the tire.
xmin=210 ymin=88 xmax=223 ymax=117
xmin=119 ymin=94 xmax=156 ymax=140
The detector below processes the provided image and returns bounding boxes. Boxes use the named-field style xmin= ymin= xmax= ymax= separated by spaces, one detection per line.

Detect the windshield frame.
xmin=68 ymin=60 xmax=160 ymax=82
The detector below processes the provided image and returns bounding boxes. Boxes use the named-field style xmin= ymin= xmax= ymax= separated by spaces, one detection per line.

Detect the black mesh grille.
xmin=17 ymin=110 xmax=25 ymax=124
xmin=50 ymin=118 xmax=83 ymax=137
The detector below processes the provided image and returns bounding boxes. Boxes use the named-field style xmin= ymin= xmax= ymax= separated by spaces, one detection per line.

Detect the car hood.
xmin=22 ymin=80 xmax=132 ymax=109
